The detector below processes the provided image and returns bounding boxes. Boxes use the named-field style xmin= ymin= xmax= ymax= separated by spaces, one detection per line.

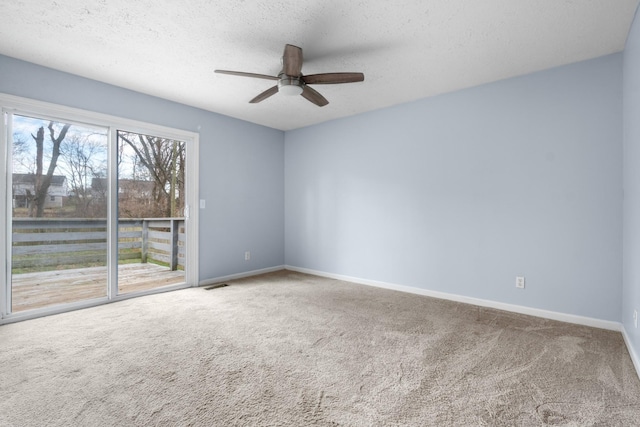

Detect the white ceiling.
xmin=0 ymin=1 xmax=638 ymax=131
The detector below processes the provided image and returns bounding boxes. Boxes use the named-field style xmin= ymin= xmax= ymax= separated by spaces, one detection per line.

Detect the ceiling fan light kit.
xmin=277 ymin=76 xmax=304 ymax=96
xmin=215 ymin=44 xmax=364 ymax=107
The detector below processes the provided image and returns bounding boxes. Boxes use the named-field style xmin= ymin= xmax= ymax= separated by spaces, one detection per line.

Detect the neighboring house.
xmin=12 ymin=174 xmax=68 ymax=209
xmin=91 ymin=177 xmax=155 ymax=200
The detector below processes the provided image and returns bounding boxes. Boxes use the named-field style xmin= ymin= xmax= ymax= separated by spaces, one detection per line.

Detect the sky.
xmin=11 ymin=113 xmax=108 ymax=176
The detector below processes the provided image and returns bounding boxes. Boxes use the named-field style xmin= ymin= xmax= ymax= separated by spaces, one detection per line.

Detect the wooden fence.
xmin=11 ymin=218 xmax=185 ymax=271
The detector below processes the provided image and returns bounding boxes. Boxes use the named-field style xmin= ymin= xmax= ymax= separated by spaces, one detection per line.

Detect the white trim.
xmin=284 ymin=265 xmax=622 ymax=332
xmin=1 ymin=110 xmax=9 ymax=317
xmin=107 ymin=128 xmax=118 ymax=300
xmin=1 ymin=297 xmax=110 ymax=325
xmin=0 ymin=93 xmax=198 ymax=141
xmin=198 ymin=265 xmax=285 ymax=287
xmin=622 ymin=326 xmax=640 ymax=381
xmin=0 ymin=281 xmax=191 ymax=326
xmin=186 ymin=133 xmax=199 ymax=287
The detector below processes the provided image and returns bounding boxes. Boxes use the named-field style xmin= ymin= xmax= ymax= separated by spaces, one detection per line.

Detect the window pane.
xmin=10 ymin=114 xmax=108 ymax=312
xmin=116 ymin=130 xmax=185 ymax=294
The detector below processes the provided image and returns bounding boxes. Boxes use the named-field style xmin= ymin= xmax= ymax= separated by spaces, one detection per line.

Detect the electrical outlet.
xmin=634 ymin=310 xmax=638 ymax=328
xmin=516 ymin=276 xmax=525 ymax=289
xmin=244 ymin=251 xmax=250 ymax=261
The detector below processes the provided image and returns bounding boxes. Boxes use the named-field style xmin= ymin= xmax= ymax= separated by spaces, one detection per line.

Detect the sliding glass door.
xmin=1 ymin=99 xmax=198 ymax=321
xmin=9 ymin=114 xmax=109 ymax=312
xmin=116 ymin=130 xmax=186 ymax=294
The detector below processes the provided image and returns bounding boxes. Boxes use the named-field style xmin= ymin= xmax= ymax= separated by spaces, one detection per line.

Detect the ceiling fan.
xmin=215 ymin=44 xmax=364 ymax=107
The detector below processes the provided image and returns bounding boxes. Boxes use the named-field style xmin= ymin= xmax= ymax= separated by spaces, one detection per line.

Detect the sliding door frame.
xmin=0 ymin=93 xmax=199 ymax=324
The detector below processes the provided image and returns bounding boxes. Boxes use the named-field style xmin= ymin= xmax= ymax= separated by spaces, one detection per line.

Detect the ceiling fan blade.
xmin=215 ymin=70 xmax=279 ymax=81
xmin=250 ymin=85 xmax=279 ymax=103
xmin=301 ymin=86 xmax=329 ymax=107
xmin=282 ymin=44 xmax=303 ymax=76
xmin=302 ymin=72 xmax=365 ymax=85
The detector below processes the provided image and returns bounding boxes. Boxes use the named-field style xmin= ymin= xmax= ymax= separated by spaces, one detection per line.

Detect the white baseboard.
xmin=200 ymin=264 xmax=639 ymax=380
xmin=622 ymin=326 xmax=640 ymax=381
xmin=198 ymin=265 xmax=285 ymax=287
xmin=284 ymin=265 xmax=621 ymax=332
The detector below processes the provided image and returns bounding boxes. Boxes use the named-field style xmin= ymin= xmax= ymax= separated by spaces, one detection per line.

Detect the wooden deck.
xmin=11 ymin=263 xmax=185 ymax=313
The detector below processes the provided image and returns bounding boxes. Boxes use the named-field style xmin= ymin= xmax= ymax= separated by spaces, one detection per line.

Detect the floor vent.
xmin=204 ymin=283 xmax=228 ymax=290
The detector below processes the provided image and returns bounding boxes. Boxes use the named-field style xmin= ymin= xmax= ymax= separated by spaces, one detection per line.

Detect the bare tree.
xmin=12 ymin=134 xmax=34 ymax=173
xmin=117 ymin=132 xmax=185 ymax=218
xmin=29 ymin=122 xmax=71 ymax=217
xmin=58 ymin=133 xmax=107 ymax=217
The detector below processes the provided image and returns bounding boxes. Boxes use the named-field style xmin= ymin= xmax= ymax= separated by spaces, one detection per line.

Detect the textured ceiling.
xmin=0 ymin=1 xmax=638 ymax=131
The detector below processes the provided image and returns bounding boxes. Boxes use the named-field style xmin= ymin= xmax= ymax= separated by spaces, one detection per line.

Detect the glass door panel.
xmin=10 ymin=114 xmax=108 ymax=312
xmin=116 ymin=130 xmax=186 ymax=294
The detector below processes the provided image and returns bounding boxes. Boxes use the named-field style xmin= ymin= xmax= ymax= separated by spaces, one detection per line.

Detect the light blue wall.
xmin=285 ymin=54 xmax=623 ymax=321
xmin=0 ymin=54 xmax=285 ymax=281
xmin=623 ymin=8 xmax=640 ymax=360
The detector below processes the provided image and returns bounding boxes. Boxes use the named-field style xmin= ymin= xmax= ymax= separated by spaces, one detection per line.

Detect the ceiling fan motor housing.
xmin=278 ymin=75 xmax=304 ymax=96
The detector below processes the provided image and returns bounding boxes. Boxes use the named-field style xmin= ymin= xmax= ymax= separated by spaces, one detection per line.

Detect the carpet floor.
xmin=1 ymin=270 xmax=639 ymax=426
